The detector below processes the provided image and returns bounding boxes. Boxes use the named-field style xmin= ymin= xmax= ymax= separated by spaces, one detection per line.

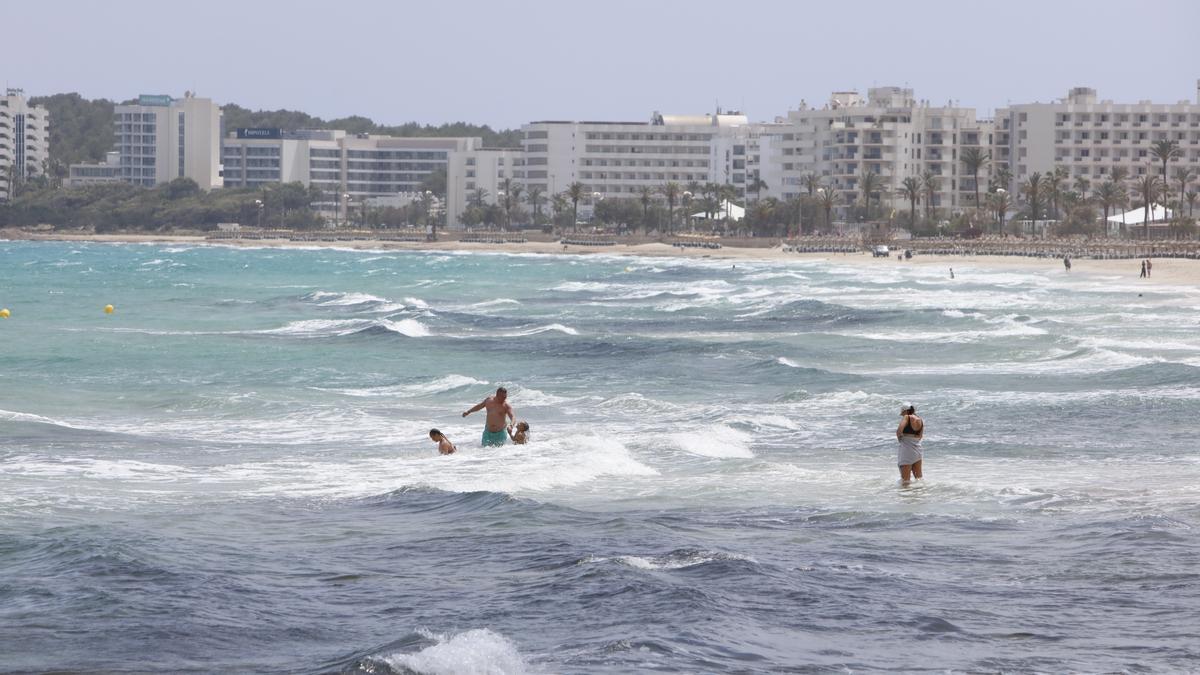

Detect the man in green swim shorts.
xmin=463 ymin=386 xmax=516 ymax=447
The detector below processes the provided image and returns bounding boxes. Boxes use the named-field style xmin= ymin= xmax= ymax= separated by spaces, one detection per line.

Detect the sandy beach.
xmin=5 ymin=228 xmax=1200 ymax=286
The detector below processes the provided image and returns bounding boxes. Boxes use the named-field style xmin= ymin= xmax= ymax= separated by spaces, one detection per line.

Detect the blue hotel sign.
xmin=237 ymin=128 xmax=283 ymax=139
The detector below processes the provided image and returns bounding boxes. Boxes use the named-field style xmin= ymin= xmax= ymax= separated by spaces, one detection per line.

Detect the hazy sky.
xmin=5 ymin=0 xmax=1198 ymax=129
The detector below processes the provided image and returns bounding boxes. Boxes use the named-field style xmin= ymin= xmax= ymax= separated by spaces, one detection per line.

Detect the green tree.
xmin=1150 ymin=139 xmax=1182 ymax=201
xmin=1134 ymin=173 xmax=1162 ymax=239
xmin=746 ymin=175 xmax=769 ymax=202
xmin=960 ymin=146 xmax=990 ymax=212
xmin=1093 ymin=180 xmax=1122 ymax=234
xmin=1174 ymin=167 xmax=1194 ymax=218
xmin=1021 ymin=172 xmax=1045 ymax=222
xmin=858 ymin=171 xmax=881 ymax=220
xmin=817 ymin=187 xmax=838 ymax=232
xmin=920 ymin=170 xmax=940 ymax=224
xmin=637 ymin=185 xmax=655 ymax=233
xmin=899 ymin=176 xmax=921 ymax=229
xmin=988 ymin=189 xmax=1011 ymax=233
xmin=567 ymin=182 xmax=585 ymax=232
xmin=526 ymin=185 xmax=544 ymax=223
xmin=1046 ymin=166 xmax=1068 ymax=220
xmin=659 ymin=182 xmax=680 ymax=234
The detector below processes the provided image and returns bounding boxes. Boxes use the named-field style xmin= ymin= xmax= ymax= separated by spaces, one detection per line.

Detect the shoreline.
xmin=5 ymin=229 xmax=1200 ymax=286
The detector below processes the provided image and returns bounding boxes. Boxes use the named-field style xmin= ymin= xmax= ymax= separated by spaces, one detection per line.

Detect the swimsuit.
xmin=481 ymin=428 xmax=508 ymax=447
xmin=898 ymin=416 xmax=923 ymax=466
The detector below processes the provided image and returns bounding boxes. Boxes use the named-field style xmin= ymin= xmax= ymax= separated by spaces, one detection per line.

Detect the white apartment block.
xmin=110 ymin=93 xmax=223 ymax=189
xmin=0 ymin=88 xmax=50 ymax=200
xmin=993 ymin=84 xmax=1200 ymax=191
xmin=760 ymin=87 xmax=993 ymax=219
xmin=519 ymin=111 xmax=760 ymax=207
xmin=446 ymin=146 xmax=524 ymax=228
xmin=221 ymin=128 xmax=343 ymax=188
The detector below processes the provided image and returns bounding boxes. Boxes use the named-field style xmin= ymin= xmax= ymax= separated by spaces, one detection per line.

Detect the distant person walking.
xmin=896 ymin=404 xmax=924 ymax=484
xmin=1063 ymin=255 xmax=1071 ymax=272
xmin=1140 ymin=260 xmax=1147 ymax=278
xmin=1146 ymin=258 xmax=1153 ymax=277
xmin=949 ymin=267 xmax=955 ymax=279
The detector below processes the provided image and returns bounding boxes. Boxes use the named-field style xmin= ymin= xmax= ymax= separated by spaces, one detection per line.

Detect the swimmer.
xmin=429 ymin=428 xmax=456 ymax=455
xmin=507 ymin=421 xmax=529 ymax=445
xmin=463 ymin=386 xmax=515 ymax=447
xmin=896 ymin=404 xmax=924 ymax=484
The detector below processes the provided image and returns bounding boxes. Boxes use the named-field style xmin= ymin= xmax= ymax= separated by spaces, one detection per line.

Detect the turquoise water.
xmin=2 ymin=240 xmax=1199 ymax=672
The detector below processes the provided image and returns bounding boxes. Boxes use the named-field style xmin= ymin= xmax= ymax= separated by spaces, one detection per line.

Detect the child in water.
xmin=429 ymin=428 xmax=456 ymax=455
xmin=507 ymin=421 xmax=530 ymax=445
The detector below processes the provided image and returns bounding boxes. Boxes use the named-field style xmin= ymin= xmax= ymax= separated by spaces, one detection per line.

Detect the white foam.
xmin=777 ymin=357 xmax=803 ymax=368
xmin=382 ymin=629 xmax=527 ymax=675
xmin=503 ymin=324 xmax=578 ymax=337
xmin=321 ymin=375 xmax=488 ymax=398
xmin=383 ymin=318 xmax=431 ymax=337
xmin=666 ymin=425 xmax=754 ymax=459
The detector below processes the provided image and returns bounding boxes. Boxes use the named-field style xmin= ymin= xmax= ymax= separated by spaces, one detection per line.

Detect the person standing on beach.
xmin=1140 ymin=260 xmax=1147 ymax=278
xmin=896 ymin=404 xmax=924 ymax=484
xmin=1063 ymin=255 xmax=1071 ymax=272
xmin=1146 ymin=259 xmax=1152 ymax=277
xmin=463 ymin=387 xmax=515 ymax=447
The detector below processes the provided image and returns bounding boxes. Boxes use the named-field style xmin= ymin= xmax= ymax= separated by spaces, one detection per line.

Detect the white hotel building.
xmin=519 ymin=111 xmax=762 ymax=211
xmin=0 ymin=89 xmax=50 ymax=201
xmin=111 ymin=94 xmax=223 ymax=189
xmin=759 ymin=87 xmax=993 ymax=219
xmin=992 ymin=84 xmax=1200 ymax=191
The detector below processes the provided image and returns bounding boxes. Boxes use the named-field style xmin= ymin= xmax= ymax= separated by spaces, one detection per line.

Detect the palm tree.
xmin=1186 ymin=189 xmax=1198 ymax=218
xmin=1110 ymin=166 xmax=1130 ymax=235
xmin=526 ymin=186 xmax=544 ymax=223
xmin=567 ymin=182 xmax=585 ymax=232
xmin=1093 ymin=181 xmax=1122 ymax=235
xmin=858 ymin=171 xmax=881 ymax=221
xmin=1021 ymin=172 xmax=1045 ymax=222
xmin=1046 ymin=166 xmax=1068 ymax=220
xmin=1174 ymin=167 xmax=1194 ymax=219
xmin=990 ymin=164 xmax=1013 ymax=193
xmin=1134 ymin=174 xmax=1162 ymax=239
xmin=899 ymin=176 xmax=921 ymax=230
xmin=988 ymin=189 xmax=1011 ymax=233
xmin=920 ymin=170 xmax=940 ymax=224
xmin=1150 ymin=140 xmax=1182 ymax=199
xmin=960 ymin=146 xmax=990 ymax=211
xmin=637 ymin=185 xmax=654 ymax=232
xmin=1073 ymin=176 xmax=1091 ymax=196
xmin=817 ymin=188 xmax=838 ymax=232
xmin=659 ymin=182 xmax=680 ymax=234
xmin=717 ymin=183 xmax=738 ymax=227
xmin=470 ymin=187 xmax=489 ymax=208
xmin=508 ymin=183 xmax=524 ymax=230
xmin=801 ymin=172 xmax=821 ymax=198
xmin=551 ymin=192 xmax=568 ymax=233
xmin=746 ymin=175 xmax=769 ymax=202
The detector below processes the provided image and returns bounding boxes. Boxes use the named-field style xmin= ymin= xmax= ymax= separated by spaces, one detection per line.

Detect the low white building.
xmin=66 ymin=151 xmax=122 ymax=187
xmin=0 ymin=88 xmax=50 ymax=200
xmin=446 ymin=146 xmax=523 ymax=228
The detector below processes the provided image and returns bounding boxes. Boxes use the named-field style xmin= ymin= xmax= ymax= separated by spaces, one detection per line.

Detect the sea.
xmin=2 ymin=240 xmax=1198 ymax=673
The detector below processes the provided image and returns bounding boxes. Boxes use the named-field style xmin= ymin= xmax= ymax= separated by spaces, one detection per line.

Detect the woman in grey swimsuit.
xmin=896 ymin=404 xmax=924 ymax=484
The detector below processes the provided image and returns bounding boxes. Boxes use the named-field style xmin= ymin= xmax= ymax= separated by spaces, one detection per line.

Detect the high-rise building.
xmin=759 ymin=87 xmax=993 ymax=219
xmin=109 ymin=93 xmax=222 ymax=189
xmin=0 ymin=88 xmax=50 ymax=201
xmin=992 ymin=85 xmax=1200 ymax=192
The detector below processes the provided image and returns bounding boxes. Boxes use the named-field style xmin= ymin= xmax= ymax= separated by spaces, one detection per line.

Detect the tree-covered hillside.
xmin=29 ymin=94 xmax=523 ymax=170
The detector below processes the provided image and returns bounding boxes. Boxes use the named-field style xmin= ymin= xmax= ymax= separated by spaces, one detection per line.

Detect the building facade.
xmin=519 ymin=111 xmax=759 ymax=212
xmin=109 ymin=93 xmax=223 ymax=189
xmin=0 ymin=88 xmax=50 ymax=201
xmin=992 ymin=85 xmax=1200 ymax=192
xmin=445 ymin=146 xmax=524 ymax=227
xmin=66 ymin=151 xmax=122 ymax=187
xmin=759 ymin=87 xmax=993 ymax=220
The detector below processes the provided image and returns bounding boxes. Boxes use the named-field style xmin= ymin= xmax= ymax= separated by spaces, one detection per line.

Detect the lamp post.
xmin=682 ymin=190 xmax=693 ymax=233
xmin=254 ymin=199 xmax=263 ymax=229
xmin=995 ymin=188 xmax=1007 ymax=234
xmin=592 ymin=191 xmax=601 ymax=230
xmin=495 ymin=189 xmax=505 ymax=233
xmin=341 ymin=193 xmax=350 ymax=229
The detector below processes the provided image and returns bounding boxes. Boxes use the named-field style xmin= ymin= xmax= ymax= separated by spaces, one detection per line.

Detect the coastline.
xmin=5 ymin=229 xmax=1200 ymax=286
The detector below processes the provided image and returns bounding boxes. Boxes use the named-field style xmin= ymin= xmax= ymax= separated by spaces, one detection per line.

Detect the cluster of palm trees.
xmin=1007 ymin=140 xmax=1197 ymax=238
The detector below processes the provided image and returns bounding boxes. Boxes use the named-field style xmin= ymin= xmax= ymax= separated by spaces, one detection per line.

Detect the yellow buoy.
xmin=104 ymin=304 xmax=115 ymax=315
xmin=0 ymin=308 xmax=9 ymax=319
